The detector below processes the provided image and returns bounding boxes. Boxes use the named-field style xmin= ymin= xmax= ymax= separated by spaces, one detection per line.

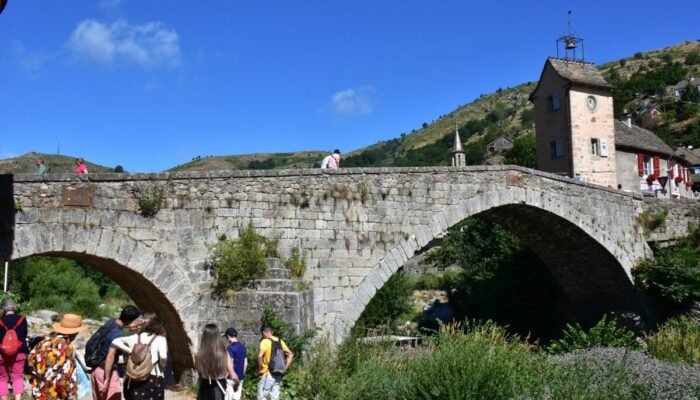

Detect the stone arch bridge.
xmin=1 ymin=166 xmax=698 ymax=378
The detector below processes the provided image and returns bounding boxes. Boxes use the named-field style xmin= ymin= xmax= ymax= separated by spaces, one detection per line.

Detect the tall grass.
xmin=646 ymin=316 xmax=700 ymax=364
xmin=292 ymin=322 xmax=667 ymax=400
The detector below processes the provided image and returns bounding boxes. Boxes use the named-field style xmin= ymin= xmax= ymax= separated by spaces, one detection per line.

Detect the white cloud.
xmin=66 ymin=19 xmax=181 ymax=69
xmin=330 ymin=86 xmax=375 ymax=115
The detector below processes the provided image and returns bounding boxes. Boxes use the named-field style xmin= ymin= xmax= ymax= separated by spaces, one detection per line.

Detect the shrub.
xmin=646 ymin=316 xmax=700 ymax=364
xmin=135 ymin=187 xmax=164 ymax=217
xmin=636 ymin=209 xmax=668 ymax=233
xmin=546 ymin=315 xmax=639 ymax=354
xmin=285 ymin=247 xmax=306 ymax=278
xmin=504 ymin=134 xmax=536 ymax=168
xmin=633 ymin=226 xmax=700 ymax=304
xmin=210 ymin=224 xmax=269 ymax=291
xmin=685 ymin=51 xmax=700 ymax=65
xmin=22 ymin=258 xmax=103 ymax=318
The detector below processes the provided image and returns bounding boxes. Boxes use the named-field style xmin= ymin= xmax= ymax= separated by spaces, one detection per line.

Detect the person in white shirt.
xmin=103 ymin=317 xmax=168 ymax=400
xmin=320 ymin=149 xmax=341 ymax=169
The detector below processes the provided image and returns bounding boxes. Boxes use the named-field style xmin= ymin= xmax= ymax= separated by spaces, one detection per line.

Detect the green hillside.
xmin=168 ymin=150 xmax=328 ymax=172
xmin=0 ymin=152 xmax=116 ymax=174
xmin=342 ymin=40 xmax=700 ymax=168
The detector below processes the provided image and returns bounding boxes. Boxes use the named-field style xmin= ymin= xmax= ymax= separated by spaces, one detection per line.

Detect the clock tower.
xmin=529 ymin=36 xmax=617 ymax=187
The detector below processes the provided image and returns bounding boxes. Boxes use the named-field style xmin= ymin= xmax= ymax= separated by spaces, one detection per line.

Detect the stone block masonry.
xmin=4 ymin=165 xmax=699 ymax=379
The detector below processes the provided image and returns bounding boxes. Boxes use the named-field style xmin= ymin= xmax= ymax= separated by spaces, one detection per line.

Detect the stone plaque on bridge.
xmin=506 ymin=173 xmax=524 ymax=186
xmin=61 ymin=184 xmax=96 ymax=207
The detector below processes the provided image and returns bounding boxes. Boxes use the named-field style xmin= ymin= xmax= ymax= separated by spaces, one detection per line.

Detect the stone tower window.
xmin=591 ymin=138 xmax=599 ymax=156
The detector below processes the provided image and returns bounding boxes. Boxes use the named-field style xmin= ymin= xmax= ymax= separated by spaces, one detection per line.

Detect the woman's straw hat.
xmin=52 ymin=313 xmax=86 ymax=335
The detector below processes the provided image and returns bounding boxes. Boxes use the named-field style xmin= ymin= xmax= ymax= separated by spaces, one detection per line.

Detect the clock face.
xmin=586 ymin=96 xmax=597 ymax=111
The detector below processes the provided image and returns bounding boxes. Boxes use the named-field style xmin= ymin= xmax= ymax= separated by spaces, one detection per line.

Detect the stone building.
xmin=486 ymin=136 xmax=513 ymax=155
xmin=530 ymin=56 xmax=696 ymax=198
xmin=530 ymin=58 xmax=617 ymax=187
xmin=615 ymin=118 xmax=676 ymax=196
xmin=674 ymin=146 xmax=700 ymax=197
xmin=667 ymin=76 xmax=700 ymax=98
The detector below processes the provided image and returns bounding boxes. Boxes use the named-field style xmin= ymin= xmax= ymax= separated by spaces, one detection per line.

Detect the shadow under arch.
xmin=13 ymin=251 xmax=193 ymax=381
xmin=337 ymin=197 xmax=645 ymax=342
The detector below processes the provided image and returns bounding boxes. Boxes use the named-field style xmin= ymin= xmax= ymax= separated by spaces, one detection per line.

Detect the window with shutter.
xmin=653 ymin=156 xmax=660 ymax=176
xmin=637 ymin=154 xmax=644 ymax=176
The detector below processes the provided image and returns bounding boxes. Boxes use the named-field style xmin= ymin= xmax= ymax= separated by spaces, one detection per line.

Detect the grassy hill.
xmin=342 ymin=40 xmax=700 ymax=168
xmin=168 ymin=150 xmax=328 ymax=172
xmin=0 ymin=152 xmax=116 ymax=174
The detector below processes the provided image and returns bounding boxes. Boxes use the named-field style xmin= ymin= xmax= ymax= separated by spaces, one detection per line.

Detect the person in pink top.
xmin=321 ymin=149 xmax=341 ymax=170
xmin=74 ymin=158 xmax=88 ymax=174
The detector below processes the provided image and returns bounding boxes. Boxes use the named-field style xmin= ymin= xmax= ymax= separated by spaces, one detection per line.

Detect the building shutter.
xmin=653 ymin=156 xmax=660 ymax=176
xmin=637 ymin=154 xmax=644 ymax=176
xmin=670 ymin=159 xmax=675 ymax=176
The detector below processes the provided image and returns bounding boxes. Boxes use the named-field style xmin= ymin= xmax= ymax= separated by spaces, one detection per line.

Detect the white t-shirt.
xmin=111 ymin=332 xmax=168 ymax=377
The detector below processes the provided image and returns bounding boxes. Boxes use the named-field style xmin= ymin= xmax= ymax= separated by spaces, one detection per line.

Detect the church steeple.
xmin=451 ymin=122 xmax=465 ymax=167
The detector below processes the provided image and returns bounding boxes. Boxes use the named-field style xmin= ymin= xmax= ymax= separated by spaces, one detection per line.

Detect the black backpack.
xmin=267 ymin=338 xmax=287 ymax=376
xmin=85 ymin=323 xmax=114 ymax=369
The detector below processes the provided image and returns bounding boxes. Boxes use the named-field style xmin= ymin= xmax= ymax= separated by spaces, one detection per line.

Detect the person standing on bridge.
xmin=74 ymin=158 xmax=88 ymax=174
xmin=320 ymin=149 xmax=341 ymax=170
xmin=35 ymin=158 xmax=46 ymax=174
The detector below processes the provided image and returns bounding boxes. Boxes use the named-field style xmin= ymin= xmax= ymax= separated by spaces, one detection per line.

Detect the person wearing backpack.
xmin=104 ymin=316 xmax=168 ymax=400
xmin=87 ymin=305 xmax=140 ymax=400
xmin=195 ymin=324 xmax=239 ymax=400
xmin=28 ymin=313 xmax=87 ymax=399
xmin=256 ymin=324 xmax=293 ymax=400
xmin=0 ymin=298 xmax=28 ymax=400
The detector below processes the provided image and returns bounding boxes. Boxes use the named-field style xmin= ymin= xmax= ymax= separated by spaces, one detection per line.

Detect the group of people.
xmin=0 ymin=302 xmax=293 ymax=400
xmin=34 ymin=157 xmax=88 ymax=174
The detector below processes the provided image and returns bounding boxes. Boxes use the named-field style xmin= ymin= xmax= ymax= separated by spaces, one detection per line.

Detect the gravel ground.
xmin=551 ymin=347 xmax=700 ymax=400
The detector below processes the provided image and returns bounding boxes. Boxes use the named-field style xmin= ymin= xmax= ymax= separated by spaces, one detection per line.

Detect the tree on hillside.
xmin=684 ymin=51 xmax=700 ymax=65
xmin=504 ymin=134 xmax=536 ymax=168
xmin=464 ymin=142 xmax=486 ymax=165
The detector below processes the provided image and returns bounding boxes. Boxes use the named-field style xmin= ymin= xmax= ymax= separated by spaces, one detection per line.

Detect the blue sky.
xmin=1 ymin=0 xmax=697 ymax=172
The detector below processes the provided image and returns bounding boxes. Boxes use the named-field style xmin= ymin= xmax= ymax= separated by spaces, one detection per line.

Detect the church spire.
xmin=451 ymin=122 xmax=465 ymax=167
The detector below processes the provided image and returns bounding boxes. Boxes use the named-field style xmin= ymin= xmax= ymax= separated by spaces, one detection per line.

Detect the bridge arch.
xmin=335 ymin=185 xmax=646 ymax=343
xmin=10 ymin=224 xmax=196 ymax=379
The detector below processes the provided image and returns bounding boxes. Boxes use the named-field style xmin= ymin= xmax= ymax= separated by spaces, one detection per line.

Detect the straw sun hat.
xmin=52 ymin=313 xmax=87 ymax=335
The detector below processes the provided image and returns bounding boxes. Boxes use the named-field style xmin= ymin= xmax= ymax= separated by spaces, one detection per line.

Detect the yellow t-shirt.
xmin=259 ymin=336 xmax=289 ymax=375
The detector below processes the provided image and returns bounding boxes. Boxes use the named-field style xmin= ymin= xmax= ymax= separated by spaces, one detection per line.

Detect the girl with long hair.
xmin=195 ymin=324 xmax=239 ymax=400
